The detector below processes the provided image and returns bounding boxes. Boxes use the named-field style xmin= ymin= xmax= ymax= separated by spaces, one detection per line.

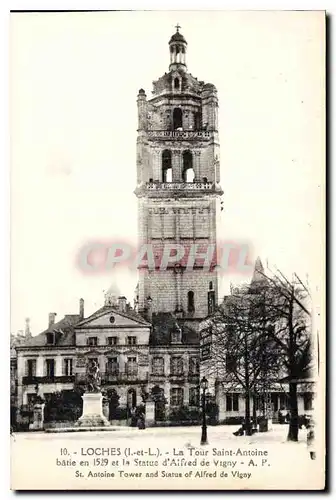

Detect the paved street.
xmin=12 ymin=422 xmax=308 ymax=444
xmin=11 ymin=424 xmax=323 ymax=490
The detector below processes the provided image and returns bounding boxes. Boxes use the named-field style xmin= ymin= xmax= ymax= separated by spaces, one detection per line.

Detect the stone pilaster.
xmin=172 ymin=149 xmax=181 ymax=181
xmin=194 ymin=150 xmax=201 ymax=181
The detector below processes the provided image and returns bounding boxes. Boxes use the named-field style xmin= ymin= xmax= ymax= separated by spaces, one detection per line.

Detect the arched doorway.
xmin=107 ymin=388 xmax=120 ymax=420
xmin=182 ymin=150 xmax=194 ymax=182
xmin=162 ymin=150 xmax=172 ymax=182
xmin=127 ymin=388 xmax=137 ymax=414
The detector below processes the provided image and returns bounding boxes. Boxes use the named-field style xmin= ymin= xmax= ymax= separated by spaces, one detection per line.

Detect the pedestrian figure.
xmin=130 ymin=407 xmax=137 ymax=427
xmin=306 ymin=421 xmax=316 ymax=460
xmin=233 ymin=425 xmax=244 ymax=436
xmin=137 ymin=409 xmax=146 ymax=430
xmin=278 ymin=407 xmax=286 ymax=424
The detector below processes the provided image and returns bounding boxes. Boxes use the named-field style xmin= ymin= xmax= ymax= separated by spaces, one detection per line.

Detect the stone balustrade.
xmin=146 ymin=181 xmax=214 ymax=191
xmin=22 ymin=375 xmax=75 ymax=385
xmin=101 ymin=371 xmax=148 ymax=383
xmin=147 ymin=130 xmax=212 ymax=140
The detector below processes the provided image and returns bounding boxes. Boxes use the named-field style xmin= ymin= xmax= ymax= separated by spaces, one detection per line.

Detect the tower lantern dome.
xmin=169 ymin=24 xmax=187 ymax=71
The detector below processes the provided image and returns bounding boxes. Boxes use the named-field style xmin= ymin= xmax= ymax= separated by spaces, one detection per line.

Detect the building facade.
xmin=199 ymin=258 xmax=316 ymax=423
xmin=14 ymin=27 xmax=223 ymax=425
xmin=13 ymin=27 xmax=315 ymax=428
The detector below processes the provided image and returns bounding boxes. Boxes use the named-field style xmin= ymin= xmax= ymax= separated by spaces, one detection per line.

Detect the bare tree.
xmin=202 ymin=259 xmax=313 ymax=441
xmin=259 ymin=269 xmax=313 ymax=441
xmin=203 ymin=282 xmax=281 ymax=435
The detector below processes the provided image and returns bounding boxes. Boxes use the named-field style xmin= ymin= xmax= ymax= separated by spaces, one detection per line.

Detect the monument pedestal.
xmin=76 ymin=393 xmax=110 ymax=427
xmin=102 ymin=398 xmax=110 ymax=420
xmin=145 ymin=400 xmax=155 ymax=427
xmin=29 ymin=403 xmax=45 ymax=430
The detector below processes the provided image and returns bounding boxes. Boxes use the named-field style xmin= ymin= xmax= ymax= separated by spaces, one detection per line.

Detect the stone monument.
xmin=141 ymin=386 xmax=155 ymax=427
xmin=76 ymin=360 xmax=110 ymax=427
xmin=29 ymin=384 xmax=45 ymax=431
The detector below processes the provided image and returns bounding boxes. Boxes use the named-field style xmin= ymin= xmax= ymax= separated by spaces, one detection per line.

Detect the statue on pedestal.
xmin=76 ymin=360 xmax=109 ymax=428
xmin=140 ymin=385 xmax=150 ymax=403
xmin=29 ymin=384 xmax=45 ymax=430
xmin=86 ymin=360 xmax=101 ymax=393
xmin=33 ymin=383 xmax=45 ymax=404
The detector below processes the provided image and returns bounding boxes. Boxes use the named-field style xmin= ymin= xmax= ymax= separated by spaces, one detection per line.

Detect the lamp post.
xmin=200 ymin=376 xmax=208 ymax=445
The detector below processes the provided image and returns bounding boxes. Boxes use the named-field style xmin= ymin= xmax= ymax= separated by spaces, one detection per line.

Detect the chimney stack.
xmin=118 ymin=296 xmax=127 ymax=313
xmin=25 ymin=317 xmax=32 ymax=338
xmin=79 ymin=298 xmax=84 ymax=319
xmin=48 ymin=313 xmax=57 ymax=328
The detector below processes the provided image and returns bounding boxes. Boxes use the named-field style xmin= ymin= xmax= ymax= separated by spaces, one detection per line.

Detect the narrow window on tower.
xmin=208 ymin=280 xmax=215 ymax=314
xmin=194 ymin=111 xmax=201 ymax=130
xmin=162 ymin=150 xmax=172 ymax=182
xmin=182 ymin=150 xmax=194 ymax=182
xmin=187 ymin=290 xmax=195 ymax=313
xmin=174 ymin=77 xmax=180 ymax=90
xmin=173 ymin=108 xmax=183 ymax=130
xmin=181 ymin=46 xmax=186 ymax=65
xmin=176 ymin=46 xmax=181 ymax=64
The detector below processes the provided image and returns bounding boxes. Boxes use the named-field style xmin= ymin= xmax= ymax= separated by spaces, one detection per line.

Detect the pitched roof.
xmin=150 ymin=312 xmax=199 ymax=345
xmin=250 ymin=257 xmax=267 ymax=287
xmin=75 ymin=305 xmax=151 ymax=328
xmin=20 ymin=314 xmax=81 ymax=347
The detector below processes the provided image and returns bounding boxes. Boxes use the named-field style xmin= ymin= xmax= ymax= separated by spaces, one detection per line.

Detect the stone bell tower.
xmin=135 ymin=26 xmax=223 ymax=327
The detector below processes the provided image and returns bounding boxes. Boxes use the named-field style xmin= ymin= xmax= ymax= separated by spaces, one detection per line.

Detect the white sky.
xmin=10 ymin=11 xmax=325 ymax=335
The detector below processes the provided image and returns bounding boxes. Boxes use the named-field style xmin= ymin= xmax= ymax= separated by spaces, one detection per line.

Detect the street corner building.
xmin=199 ymin=258 xmax=316 ymax=426
xmin=11 ymin=26 xmax=316 ymax=430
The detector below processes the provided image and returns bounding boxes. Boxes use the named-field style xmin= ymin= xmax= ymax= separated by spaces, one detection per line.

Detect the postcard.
xmin=10 ymin=10 xmax=326 ymax=490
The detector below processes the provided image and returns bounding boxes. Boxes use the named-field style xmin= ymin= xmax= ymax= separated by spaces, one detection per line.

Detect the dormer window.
xmin=46 ymin=332 xmax=54 ymax=345
xmin=171 ymin=328 xmax=182 ymax=344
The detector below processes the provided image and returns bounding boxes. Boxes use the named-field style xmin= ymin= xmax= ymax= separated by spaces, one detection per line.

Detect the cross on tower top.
xmin=175 ymin=23 xmax=181 ymax=32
